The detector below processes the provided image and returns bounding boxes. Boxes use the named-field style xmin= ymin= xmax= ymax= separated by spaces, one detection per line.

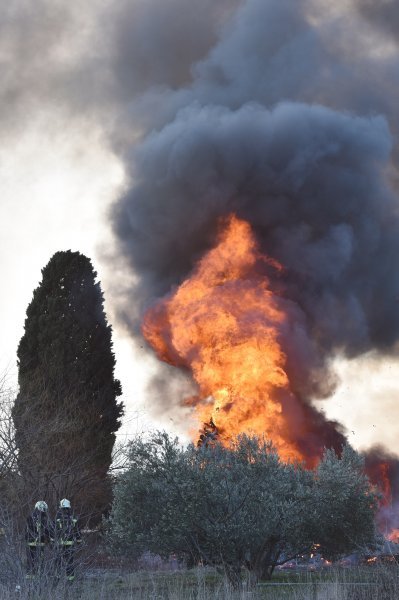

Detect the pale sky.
xmin=0 ymin=122 xmax=136 ymax=428
xmin=0 ymin=113 xmax=196 ymax=440
xmin=1 ymin=0 xmax=399 ymax=454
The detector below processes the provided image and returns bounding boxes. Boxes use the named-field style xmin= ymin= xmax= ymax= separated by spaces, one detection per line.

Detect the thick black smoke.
xmin=108 ymin=0 xmax=240 ymax=100
xmin=111 ymin=0 xmax=399 ymax=411
xmin=355 ymin=0 xmax=399 ymax=40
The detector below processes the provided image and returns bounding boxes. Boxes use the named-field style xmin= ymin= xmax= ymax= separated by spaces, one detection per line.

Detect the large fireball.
xmin=144 ymin=215 xmax=316 ymax=463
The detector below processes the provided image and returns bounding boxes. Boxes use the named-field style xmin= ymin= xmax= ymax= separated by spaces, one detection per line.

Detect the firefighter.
xmin=25 ymin=500 xmax=52 ymax=578
xmin=54 ymin=499 xmax=82 ymax=581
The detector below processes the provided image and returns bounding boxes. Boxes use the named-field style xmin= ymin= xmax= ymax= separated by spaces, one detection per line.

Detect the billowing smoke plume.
xmin=111 ymin=0 xmax=399 ymax=416
xmin=355 ymin=0 xmax=399 ymax=40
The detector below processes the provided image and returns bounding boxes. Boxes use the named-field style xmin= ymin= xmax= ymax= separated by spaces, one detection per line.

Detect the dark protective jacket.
xmin=25 ymin=510 xmax=52 ymax=547
xmin=54 ymin=508 xmax=82 ymax=546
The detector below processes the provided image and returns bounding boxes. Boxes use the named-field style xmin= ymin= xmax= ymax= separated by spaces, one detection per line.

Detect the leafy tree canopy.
xmin=107 ymin=433 xmax=379 ymax=585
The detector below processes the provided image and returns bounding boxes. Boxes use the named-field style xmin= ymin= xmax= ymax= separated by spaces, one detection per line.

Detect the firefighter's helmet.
xmin=60 ymin=498 xmax=71 ymax=509
xmin=34 ymin=500 xmax=48 ymax=512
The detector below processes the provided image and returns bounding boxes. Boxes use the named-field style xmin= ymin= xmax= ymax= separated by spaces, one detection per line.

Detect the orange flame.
xmin=143 ymin=214 xmax=310 ymax=462
xmin=366 ymin=460 xmax=393 ymax=506
xmin=378 ymin=463 xmax=393 ymax=507
xmin=143 ymin=214 xmax=349 ymax=465
xmin=387 ymin=529 xmax=399 ymax=543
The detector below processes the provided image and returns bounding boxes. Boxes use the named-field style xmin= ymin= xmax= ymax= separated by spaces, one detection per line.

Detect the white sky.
xmin=0 ymin=120 xmax=142 ymax=432
xmin=1 ymin=0 xmax=399 ymax=455
xmin=0 ymin=123 xmax=116 ymax=367
xmin=0 ymin=114 xmax=196 ymax=441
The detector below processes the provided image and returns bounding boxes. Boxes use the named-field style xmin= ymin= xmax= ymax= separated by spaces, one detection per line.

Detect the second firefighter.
xmin=54 ymin=498 xmax=82 ymax=581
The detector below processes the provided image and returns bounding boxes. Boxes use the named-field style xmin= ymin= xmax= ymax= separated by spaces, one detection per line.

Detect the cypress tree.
xmin=12 ymin=251 xmax=123 ymax=518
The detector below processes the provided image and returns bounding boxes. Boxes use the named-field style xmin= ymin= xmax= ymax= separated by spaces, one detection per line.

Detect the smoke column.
xmin=111 ymin=0 xmax=399 ymax=424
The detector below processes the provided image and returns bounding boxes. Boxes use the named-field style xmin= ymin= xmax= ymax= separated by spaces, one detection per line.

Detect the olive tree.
xmin=312 ymin=446 xmax=380 ymax=559
xmin=107 ymin=433 xmax=379 ymax=585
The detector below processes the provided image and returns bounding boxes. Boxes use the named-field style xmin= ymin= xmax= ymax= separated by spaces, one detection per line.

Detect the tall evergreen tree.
xmin=12 ymin=251 xmax=123 ymax=518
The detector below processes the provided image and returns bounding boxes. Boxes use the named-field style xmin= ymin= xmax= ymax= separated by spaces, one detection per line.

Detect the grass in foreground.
xmin=1 ymin=564 xmax=399 ymax=599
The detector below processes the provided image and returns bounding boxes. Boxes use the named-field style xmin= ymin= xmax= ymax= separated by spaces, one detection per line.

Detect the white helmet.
xmin=34 ymin=501 xmax=48 ymax=512
xmin=60 ymin=498 xmax=71 ymax=509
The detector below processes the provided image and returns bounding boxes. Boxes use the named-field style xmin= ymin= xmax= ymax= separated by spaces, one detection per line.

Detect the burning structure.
xmin=110 ymin=0 xmax=399 ymax=535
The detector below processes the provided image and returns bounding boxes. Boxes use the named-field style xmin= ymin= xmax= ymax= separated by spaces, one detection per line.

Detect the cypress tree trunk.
xmin=12 ymin=251 xmax=123 ymax=520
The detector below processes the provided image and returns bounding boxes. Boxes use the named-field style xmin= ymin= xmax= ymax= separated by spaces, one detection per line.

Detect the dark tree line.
xmin=11 ymin=250 xmax=123 ymax=519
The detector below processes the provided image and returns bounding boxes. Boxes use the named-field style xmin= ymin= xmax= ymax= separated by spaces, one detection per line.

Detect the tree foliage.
xmin=12 ymin=251 xmax=123 ymax=517
xmin=107 ymin=433 xmax=379 ymax=584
